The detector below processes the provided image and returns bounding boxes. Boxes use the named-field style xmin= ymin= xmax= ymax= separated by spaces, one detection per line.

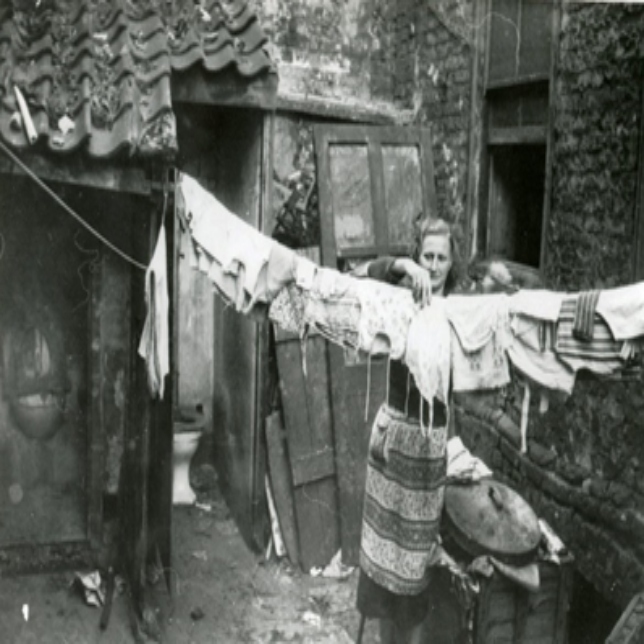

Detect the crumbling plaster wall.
xmin=257 ymin=0 xmax=396 ymax=112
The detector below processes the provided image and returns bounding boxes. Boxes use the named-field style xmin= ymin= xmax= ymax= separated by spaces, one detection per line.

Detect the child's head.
xmin=481 ymin=261 xmax=516 ymax=293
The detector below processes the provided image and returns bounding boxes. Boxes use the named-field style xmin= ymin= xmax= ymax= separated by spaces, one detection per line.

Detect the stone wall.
xmin=257 ymin=0 xmax=399 ymax=118
xmin=407 ymin=0 xmax=474 ymax=246
xmin=455 ymin=386 xmax=644 ymax=609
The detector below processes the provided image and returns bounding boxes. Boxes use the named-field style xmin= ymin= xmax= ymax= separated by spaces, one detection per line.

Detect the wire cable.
xmin=0 ymin=140 xmax=148 ymax=271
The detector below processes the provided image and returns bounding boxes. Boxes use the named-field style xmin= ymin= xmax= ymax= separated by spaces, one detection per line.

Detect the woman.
xmin=356 ymin=217 xmax=460 ymax=644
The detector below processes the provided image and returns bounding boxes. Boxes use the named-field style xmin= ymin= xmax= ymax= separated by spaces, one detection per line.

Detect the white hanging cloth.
xmin=138 ymin=223 xmax=169 ymax=399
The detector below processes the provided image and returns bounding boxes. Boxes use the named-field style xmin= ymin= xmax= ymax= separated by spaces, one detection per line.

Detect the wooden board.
xmin=475 ymin=558 xmax=574 ymax=644
xmin=265 ymin=411 xmax=299 ymax=566
xmin=204 ymin=108 xmax=268 ymax=551
xmin=275 ymin=331 xmax=340 ymax=572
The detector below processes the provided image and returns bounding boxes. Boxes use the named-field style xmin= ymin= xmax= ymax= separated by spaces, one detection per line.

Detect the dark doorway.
xmin=487 ymin=144 xmax=546 ymax=268
xmin=568 ymin=573 xmax=621 ymax=643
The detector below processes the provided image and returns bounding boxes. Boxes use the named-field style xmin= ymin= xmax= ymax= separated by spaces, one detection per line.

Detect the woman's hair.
xmin=411 ymin=215 xmax=462 ymax=294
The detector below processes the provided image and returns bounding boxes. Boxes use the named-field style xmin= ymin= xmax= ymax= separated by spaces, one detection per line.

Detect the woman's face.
xmin=418 ymin=234 xmax=453 ymax=295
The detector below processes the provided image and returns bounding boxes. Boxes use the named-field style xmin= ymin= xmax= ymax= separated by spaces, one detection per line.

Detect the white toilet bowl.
xmin=172 ymin=430 xmax=201 ymax=506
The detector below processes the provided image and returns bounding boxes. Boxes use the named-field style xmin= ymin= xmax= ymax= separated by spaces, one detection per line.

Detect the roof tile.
xmin=0 ymin=0 xmax=275 ymax=159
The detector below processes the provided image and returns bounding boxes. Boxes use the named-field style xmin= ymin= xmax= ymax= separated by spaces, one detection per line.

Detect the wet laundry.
xmin=445 ymin=294 xmax=512 ymax=392
xmin=171 ymin=176 xmax=644 ymax=418
xmin=138 ymin=223 xmax=169 ymax=399
xmin=596 ymin=281 xmax=644 ymax=340
xmin=572 ymin=290 xmax=600 ymax=341
xmin=556 ymin=297 xmax=630 ymax=376
xmin=178 ymin=172 xmax=297 ymax=315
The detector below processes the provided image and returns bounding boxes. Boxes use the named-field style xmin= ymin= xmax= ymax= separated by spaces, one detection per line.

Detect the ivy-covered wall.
xmin=458 ymin=2 xmax=644 ymax=611
xmin=533 ymin=1 xmax=644 ymax=607
xmin=546 ymin=3 xmax=643 ymax=290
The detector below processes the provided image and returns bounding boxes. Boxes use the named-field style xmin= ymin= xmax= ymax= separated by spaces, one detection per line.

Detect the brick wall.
xmin=411 ymin=2 xmax=473 ymax=242
xmin=455 ymin=386 xmax=644 ymax=609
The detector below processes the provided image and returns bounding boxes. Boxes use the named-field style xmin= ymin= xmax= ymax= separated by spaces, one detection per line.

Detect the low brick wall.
xmin=455 ymin=389 xmax=644 ymax=610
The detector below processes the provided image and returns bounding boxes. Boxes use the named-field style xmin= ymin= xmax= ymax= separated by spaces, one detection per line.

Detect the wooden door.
xmin=209 ymin=108 xmax=268 ymax=550
xmin=314 ymin=124 xmax=438 ymax=563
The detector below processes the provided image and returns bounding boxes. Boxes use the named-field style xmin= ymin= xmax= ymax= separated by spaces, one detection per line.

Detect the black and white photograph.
xmin=0 ymin=0 xmax=642 ymax=642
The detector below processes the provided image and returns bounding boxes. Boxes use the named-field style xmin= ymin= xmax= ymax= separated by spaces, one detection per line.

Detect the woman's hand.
xmin=393 ymin=258 xmax=432 ymax=306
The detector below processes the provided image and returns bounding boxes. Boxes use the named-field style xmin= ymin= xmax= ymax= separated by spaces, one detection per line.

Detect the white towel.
xmin=138 ymin=224 xmax=169 ymax=399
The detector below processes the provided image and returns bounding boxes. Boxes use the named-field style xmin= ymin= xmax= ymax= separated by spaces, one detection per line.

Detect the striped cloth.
xmin=556 ymin=297 xmax=625 ymax=375
xmin=572 ymin=290 xmax=600 ymax=341
xmin=360 ymin=404 xmax=447 ymax=596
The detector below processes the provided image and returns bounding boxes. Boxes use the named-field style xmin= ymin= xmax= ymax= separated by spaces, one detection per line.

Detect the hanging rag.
xmin=507 ymin=315 xmax=576 ymax=395
xmin=445 ymin=294 xmax=512 ymax=392
xmin=556 ymin=297 xmax=626 ymax=376
xmin=404 ymin=297 xmax=451 ymax=433
xmin=596 ymin=281 xmax=644 ymax=340
xmin=509 ymin=289 xmax=565 ymax=322
xmin=138 ymin=224 xmax=169 ymax=399
xmin=572 ymin=290 xmax=600 ymax=341
xmin=520 ymin=382 xmax=531 ymax=454
xmin=445 ymin=294 xmax=510 ymax=352
xmin=179 ymin=173 xmax=277 ymax=312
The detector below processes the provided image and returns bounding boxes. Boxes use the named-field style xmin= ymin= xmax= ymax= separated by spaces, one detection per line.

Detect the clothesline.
xmin=0 ymin=140 xmax=148 ymax=271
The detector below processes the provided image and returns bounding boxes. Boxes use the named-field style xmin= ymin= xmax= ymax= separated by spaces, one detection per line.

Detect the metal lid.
xmin=443 ymin=479 xmax=541 ymax=565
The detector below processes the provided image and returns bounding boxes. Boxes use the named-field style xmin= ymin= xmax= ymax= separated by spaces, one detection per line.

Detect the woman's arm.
xmin=367 ymin=256 xmax=432 ymax=305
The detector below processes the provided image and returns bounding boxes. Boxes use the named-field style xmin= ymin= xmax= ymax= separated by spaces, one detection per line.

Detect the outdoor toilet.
xmin=172 ymin=407 xmax=205 ymax=505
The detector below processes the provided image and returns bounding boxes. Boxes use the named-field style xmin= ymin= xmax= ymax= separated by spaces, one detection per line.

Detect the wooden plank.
xmin=275 ymin=331 xmax=340 ymax=571
xmin=514 ymin=588 xmax=529 ymax=643
xmin=208 ymin=108 xmax=267 ymax=550
xmin=475 ymin=559 xmax=573 ymax=644
xmin=486 ymin=73 xmax=551 ymax=91
xmin=147 ymin=196 xmax=175 ymax=594
xmin=265 ymin=412 xmax=300 ymax=566
xmin=293 ymin=480 xmax=339 ymax=572
xmin=540 ymin=0 xmax=560 ymax=276
xmin=488 ymin=125 xmax=547 ymax=145
xmin=0 ymin=148 xmax=150 ymax=195
xmin=555 ymin=558 xmax=574 ymax=644
xmin=88 ymin=246 xmax=105 ymax=549
xmin=172 ymin=66 xmax=278 ymax=110
xmin=291 ymin=447 xmax=335 ymax=487
xmin=276 ymin=95 xmax=402 ymax=125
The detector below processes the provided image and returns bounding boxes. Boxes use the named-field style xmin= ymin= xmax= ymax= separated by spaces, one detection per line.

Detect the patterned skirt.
xmin=359 ymin=403 xmax=447 ymax=597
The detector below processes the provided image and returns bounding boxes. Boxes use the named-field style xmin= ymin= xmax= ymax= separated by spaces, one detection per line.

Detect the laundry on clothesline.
xmin=169 ymin=173 xmax=644 ymax=423
xmin=138 ymin=223 xmax=169 ymax=399
xmin=177 ymin=172 xmax=298 ymax=316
